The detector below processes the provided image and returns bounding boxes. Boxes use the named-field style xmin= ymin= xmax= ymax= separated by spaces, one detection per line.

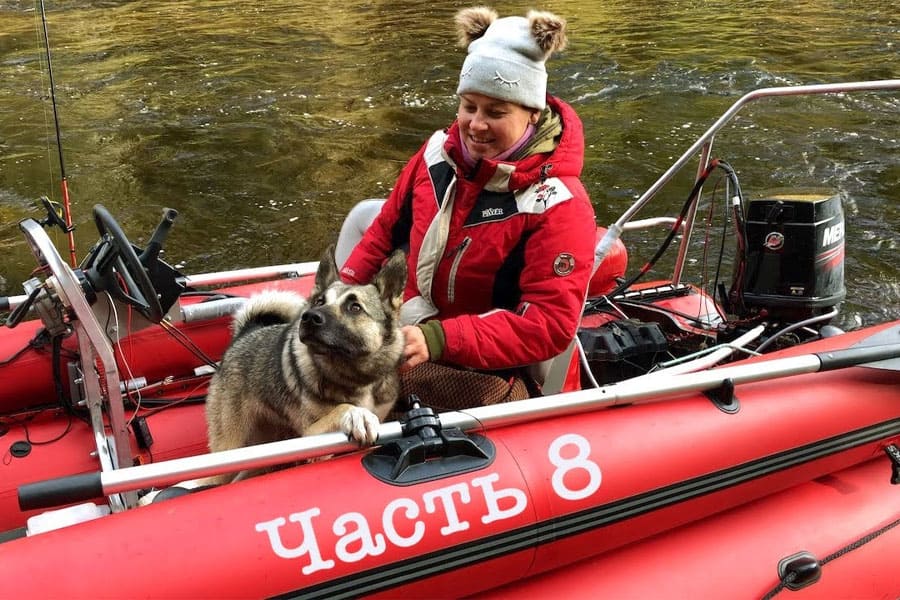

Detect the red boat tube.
xmin=1 ymin=333 xmax=897 ymax=598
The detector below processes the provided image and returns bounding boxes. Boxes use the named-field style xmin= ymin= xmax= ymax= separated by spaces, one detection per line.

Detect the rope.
xmin=760 ymin=516 xmax=900 ymax=599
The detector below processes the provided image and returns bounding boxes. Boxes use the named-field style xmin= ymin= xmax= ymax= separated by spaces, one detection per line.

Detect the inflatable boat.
xmin=0 ymin=80 xmax=898 ymax=599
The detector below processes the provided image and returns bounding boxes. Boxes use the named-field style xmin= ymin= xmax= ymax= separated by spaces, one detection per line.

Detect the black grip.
xmin=18 ymin=472 xmax=104 ymax=511
xmin=815 ymin=343 xmax=900 ymax=371
xmin=0 ymin=297 xmax=8 ymax=312
xmin=140 ymin=207 xmax=179 ymax=264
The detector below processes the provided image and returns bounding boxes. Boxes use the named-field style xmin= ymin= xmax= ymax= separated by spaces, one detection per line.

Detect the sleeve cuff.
xmin=418 ymin=320 xmax=446 ymax=363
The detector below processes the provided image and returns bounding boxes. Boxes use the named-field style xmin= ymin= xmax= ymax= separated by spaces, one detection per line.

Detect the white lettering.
xmin=549 ymin=433 xmax=602 ymax=501
xmin=471 ymin=473 xmax=527 ymax=524
xmin=255 ymin=509 xmax=335 ymax=575
xmin=246 ymin=421 xmax=636 ymax=591
xmin=423 ymin=483 xmax=471 ymax=535
xmin=822 ymin=222 xmax=844 ymax=246
xmin=333 ymin=512 xmax=386 ymax=563
xmin=383 ymin=498 xmax=425 ymax=548
xmin=481 ymin=207 xmax=503 ymax=218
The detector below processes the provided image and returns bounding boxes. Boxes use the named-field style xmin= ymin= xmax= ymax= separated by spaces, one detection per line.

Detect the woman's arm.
xmin=439 ymin=184 xmax=597 ymax=369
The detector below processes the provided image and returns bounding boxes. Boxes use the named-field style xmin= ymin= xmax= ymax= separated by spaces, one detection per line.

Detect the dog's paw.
xmin=340 ymin=406 xmax=380 ymax=445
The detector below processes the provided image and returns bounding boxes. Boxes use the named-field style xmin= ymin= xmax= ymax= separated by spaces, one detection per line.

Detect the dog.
xmin=143 ymin=245 xmax=407 ymax=499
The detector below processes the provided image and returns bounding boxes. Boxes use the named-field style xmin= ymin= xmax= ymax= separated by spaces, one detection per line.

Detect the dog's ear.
xmin=373 ymin=249 xmax=407 ymax=309
xmin=313 ymin=244 xmax=340 ymax=295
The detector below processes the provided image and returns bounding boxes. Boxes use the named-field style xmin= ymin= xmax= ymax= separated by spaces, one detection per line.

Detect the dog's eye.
xmin=313 ymin=296 xmax=325 ymax=306
xmin=348 ymin=302 xmax=362 ymax=313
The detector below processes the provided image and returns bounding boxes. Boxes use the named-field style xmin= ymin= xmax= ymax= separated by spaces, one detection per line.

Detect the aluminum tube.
xmin=98 ymin=350 xmax=831 ymax=493
xmin=180 ymin=297 xmax=247 ymax=322
xmin=180 ymin=262 xmax=318 ymax=287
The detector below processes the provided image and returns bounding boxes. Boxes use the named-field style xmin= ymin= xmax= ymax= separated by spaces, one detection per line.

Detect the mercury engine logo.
xmin=822 ymin=222 xmax=844 ymax=246
xmin=764 ymin=231 xmax=785 ymax=251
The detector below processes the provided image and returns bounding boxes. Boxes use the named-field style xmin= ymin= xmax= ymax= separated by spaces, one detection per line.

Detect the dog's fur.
xmin=192 ymin=245 xmax=406 ymax=488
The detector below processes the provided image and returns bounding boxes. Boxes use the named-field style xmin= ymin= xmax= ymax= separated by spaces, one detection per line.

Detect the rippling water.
xmin=1 ymin=0 xmax=898 ymax=329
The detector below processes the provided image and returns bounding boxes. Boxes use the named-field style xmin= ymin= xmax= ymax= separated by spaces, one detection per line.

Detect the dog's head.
xmin=299 ymin=245 xmax=407 ymax=365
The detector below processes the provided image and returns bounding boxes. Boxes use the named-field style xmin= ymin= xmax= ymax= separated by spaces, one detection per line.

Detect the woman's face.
xmin=457 ymin=93 xmax=538 ymax=160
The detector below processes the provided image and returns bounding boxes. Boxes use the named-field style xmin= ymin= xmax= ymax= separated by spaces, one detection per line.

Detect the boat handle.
xmin=19 ymin=472 xmax=103 ymax=512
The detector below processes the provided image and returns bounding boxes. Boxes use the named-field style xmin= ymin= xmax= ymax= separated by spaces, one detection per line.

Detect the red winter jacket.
xmin=341 ymin=96 xmax=597 ymax=370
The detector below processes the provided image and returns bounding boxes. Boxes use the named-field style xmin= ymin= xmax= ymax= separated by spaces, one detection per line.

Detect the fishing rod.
xmin=38 ymin=0 xmax=77 ymax=267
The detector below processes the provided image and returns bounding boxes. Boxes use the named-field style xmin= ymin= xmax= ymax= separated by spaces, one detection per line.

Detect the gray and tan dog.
xmin=201 ymin=245 xmax=407 ymax=485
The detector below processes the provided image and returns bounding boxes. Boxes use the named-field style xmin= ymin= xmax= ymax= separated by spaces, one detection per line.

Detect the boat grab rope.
xmin=760 ymin=515 xmax=900 ymax=600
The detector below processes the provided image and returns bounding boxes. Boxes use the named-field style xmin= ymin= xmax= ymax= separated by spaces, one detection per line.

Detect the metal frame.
xmin=594 ymin=79 xmax=900 ymax=282
xmin=19 ymin=220 xmax=134 ymax=511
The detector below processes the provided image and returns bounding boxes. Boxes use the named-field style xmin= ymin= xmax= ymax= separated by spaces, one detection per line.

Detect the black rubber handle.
xmin=815 ymin=343 xmax=900 ymax=371
xmin=18 ymin=472 xmax=104 ymax=511
xmin=140 ymin=207 xmax=179 ymax=264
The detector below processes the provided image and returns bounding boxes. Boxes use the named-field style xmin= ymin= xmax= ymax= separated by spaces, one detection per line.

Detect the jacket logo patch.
xmin=482 ymin=207 xmax=504 ymax=219
xmin=553 ymin=253 xmax=575 ymax=276
xmin=535 ymin=183 xmax=558 ymax=206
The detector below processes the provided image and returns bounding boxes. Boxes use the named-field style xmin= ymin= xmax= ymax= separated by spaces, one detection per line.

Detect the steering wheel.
xmin=87 ymin=205 xmax=164 ymax=323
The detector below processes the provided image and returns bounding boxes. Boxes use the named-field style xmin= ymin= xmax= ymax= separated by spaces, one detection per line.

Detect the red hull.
xmin=478 ymin=457 xmax=900 ymax=599
xmin=1 ymin=323 xmax=897 ymax=597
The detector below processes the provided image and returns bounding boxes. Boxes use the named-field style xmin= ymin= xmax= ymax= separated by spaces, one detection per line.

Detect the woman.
xmin=340 ymin=7 xmax=597 ymax=393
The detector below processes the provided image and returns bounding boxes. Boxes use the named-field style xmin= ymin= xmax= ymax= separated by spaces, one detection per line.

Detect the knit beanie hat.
xmin=455 ymin=7 xmax=568 ymax=110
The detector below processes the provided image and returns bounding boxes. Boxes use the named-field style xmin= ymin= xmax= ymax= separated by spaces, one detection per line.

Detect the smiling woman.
xmin=338 ymin=7 xmax=596 ymax=395
xmin=456 ymin=94 xmax=539 ymax=163
xmin=0 ymin=0 xmax=898 ymax=330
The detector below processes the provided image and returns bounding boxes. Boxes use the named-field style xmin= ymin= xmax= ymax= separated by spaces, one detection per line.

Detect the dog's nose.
xmin=301 ymin=308 xmax=326 ymax=327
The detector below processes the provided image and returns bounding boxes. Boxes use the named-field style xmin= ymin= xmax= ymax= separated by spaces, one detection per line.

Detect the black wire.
xmin=712 ymin=177 xmax=730 ymax=296
xmin=698 ymin=176 xmax=725 ymax=299
xmin=715 ymin=160 xmax=748 ymax=313
xmin=605 ymin=159 xmax=724 ymax=299
xmin=604 ymin=159 xmax=747 ymax=310
xmin=615 ymin=298 xmax=715 ymax=327
xmin=52 ymin=329 xmax=90 ymax=427
xmin=159 ymin=320 xmax=219 ymax=370
xmin=1 ymin=408 xmax=74 ymax=446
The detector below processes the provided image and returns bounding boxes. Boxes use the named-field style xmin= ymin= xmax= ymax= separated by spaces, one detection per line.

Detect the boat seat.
xmin=141 ymin=483 xmax=215 ymax=504
xmin=527 ymin=337 xmax=580 ymax=396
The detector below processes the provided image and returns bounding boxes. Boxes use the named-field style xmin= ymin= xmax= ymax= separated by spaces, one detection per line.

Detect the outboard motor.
xmin=736 ymin=191 xmax=846 ymax=320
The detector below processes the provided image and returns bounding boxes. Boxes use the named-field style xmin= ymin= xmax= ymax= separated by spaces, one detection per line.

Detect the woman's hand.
xmin=400 ymin=325 xmax=430 ymax=372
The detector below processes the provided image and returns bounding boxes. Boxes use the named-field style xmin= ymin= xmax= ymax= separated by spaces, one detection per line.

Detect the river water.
xmin=1 ymin=1 xmax=898 ymax=329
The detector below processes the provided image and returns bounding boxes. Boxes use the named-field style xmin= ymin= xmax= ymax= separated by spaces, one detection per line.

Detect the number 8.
xmin=549 ymin=433 xmax=602 ymax=500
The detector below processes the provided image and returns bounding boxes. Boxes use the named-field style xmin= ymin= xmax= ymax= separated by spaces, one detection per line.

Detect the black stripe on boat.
xmin=272 ymin=417 xmax=900 ymax=600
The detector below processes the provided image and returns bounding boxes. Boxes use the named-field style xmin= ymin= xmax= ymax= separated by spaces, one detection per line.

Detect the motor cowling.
xmin=739 ymin=191 xmax=845 ymax=319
